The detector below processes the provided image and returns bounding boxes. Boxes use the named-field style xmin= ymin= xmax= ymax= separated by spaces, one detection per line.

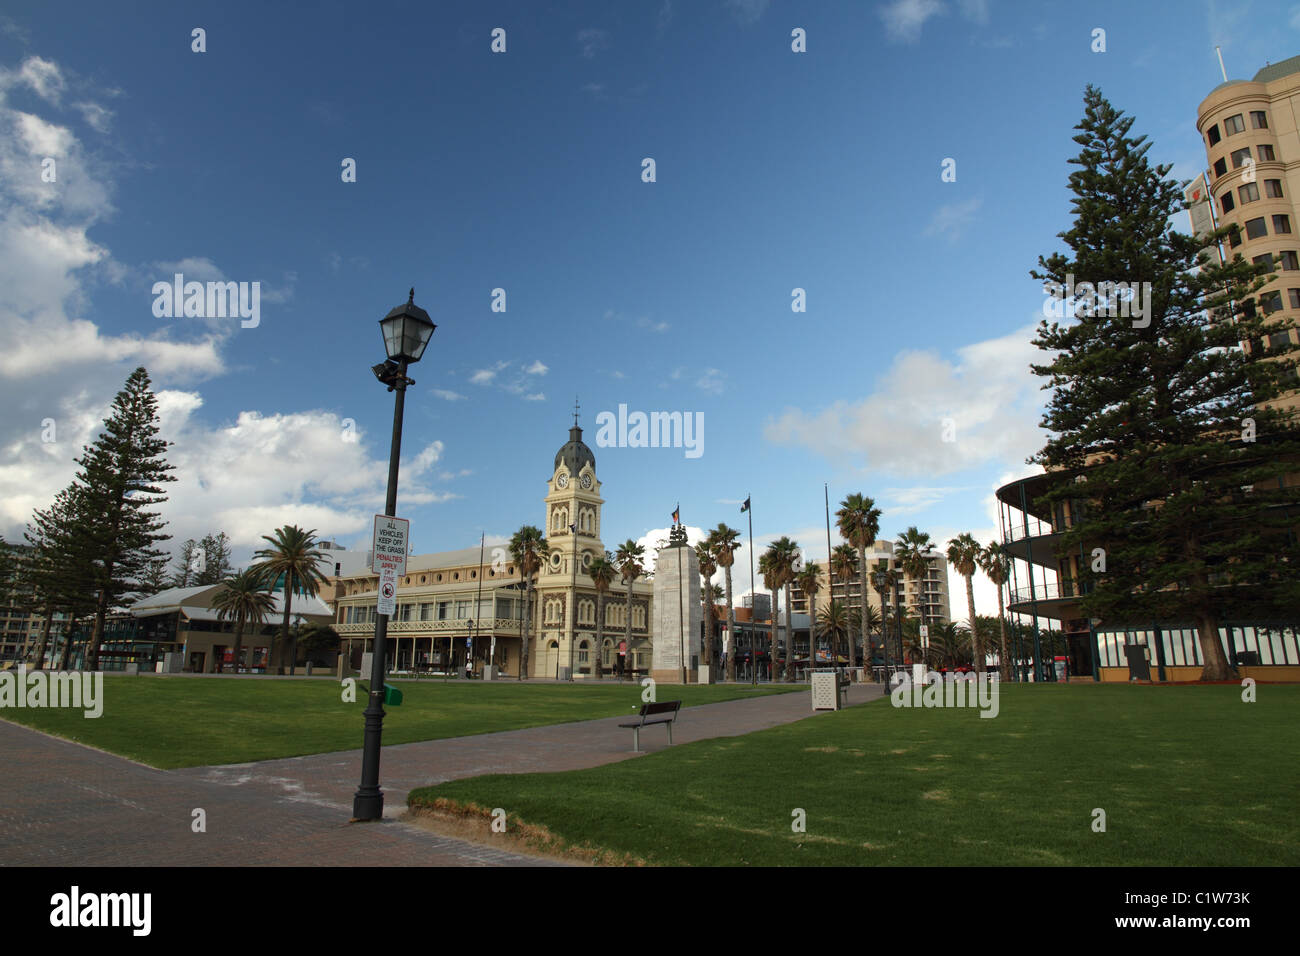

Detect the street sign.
xmin=919 ymin=624 xmax=929 ymax=648
xmin=377 ymin=565 xmax=397 ymax=616
xmin=372 ymin=515 xmax=409 ymax=575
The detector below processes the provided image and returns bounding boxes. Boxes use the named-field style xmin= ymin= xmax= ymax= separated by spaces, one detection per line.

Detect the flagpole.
xmin=824 ymin=483 xmax=833 ymax=668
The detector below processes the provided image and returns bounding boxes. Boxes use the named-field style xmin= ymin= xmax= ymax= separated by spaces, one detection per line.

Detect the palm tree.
xmin=931 ymin=621 xmax=973 ymax=670
xmin=796 ymin=561 xmax=822 ymax=664
xmin=252 ymin=525 xmax=328 ymax=675
xmin=947 ymin=532 xmax=985 ymax=674
xmin=895 ymin=526 xmax=936 ymax=638
xmin=509 ymin=525 xmax=549 ymax=680
xmin=830 ymin=543 xmax=858 ymax=666
xmin=864 ymin=603 xmax=883 ymax=665
xmin=765 ymin=537 xmax=800 ymax=681
xmin=614 ymin=539 xmax=645 ymax=680
xmin=587 ymin=554 xmax=616 ymax=679
xmin=758 ymin=550 xmax=780 ymax=681
xmin=836 ymin=494 xmax=881 ymax=674
xmin=695 ymin=542 xmax=718 ymax=676
xmin=212 ymin=568 xmax=275 ymax=673
xmin=709 ymin=524 xmax=741 ymax=682
xmin=817 ymin=600 xmax=851 ymax=667
xmin=978 ymin=541 xmax=1013 ymax=680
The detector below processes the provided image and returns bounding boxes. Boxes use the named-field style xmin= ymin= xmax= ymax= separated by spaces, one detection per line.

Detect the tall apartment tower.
xmin=790 ymin=540 xmax=951 ymax=628
xmin=1196 ymin=55 xmax=1300 ymax=413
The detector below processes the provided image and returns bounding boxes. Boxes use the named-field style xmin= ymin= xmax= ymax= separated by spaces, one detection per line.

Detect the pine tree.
xmin=23 ymin=484 xmax=98 ymax=669
xmin=72 ymin=367 xmax=175 ymax=670
xmin=196 ymin=532 xmax=233 ymax=586
xmin=1030 ymin=87 xmax=1300 ymax=681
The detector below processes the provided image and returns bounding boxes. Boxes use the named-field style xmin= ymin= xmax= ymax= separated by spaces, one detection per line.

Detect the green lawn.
xmin=409 ymin=684 xmax=1300 ymax=866
xmin=0 ymin=675 xmax=800 ymax=769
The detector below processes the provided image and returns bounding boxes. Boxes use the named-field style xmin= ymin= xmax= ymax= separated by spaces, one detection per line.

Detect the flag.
xmin=671 ymin=503 xmax=680 ymax=525
xmin=740 ymin=496 xmax=750 ymax=513
xmin=569 ymin=523 xmax=576 ymax=534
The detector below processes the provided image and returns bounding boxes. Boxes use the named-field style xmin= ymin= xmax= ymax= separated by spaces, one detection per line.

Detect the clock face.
xmin=556 ymin=474 xmax=568 ymax=488
xmin=580 ymin=474 xmax=592 ymax=489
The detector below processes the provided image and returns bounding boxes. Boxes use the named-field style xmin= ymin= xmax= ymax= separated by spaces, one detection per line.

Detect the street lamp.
xmin=352 ymin=289 xmax=436 ymax=823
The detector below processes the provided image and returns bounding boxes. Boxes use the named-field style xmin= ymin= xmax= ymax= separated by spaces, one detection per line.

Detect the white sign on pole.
xmin=372 ymin=515 xmax=409 ymax=575
xmin=919 ymin=624 xmax=929 ymax=648
xmin=377 ymin=566 xmax=397 ymax=616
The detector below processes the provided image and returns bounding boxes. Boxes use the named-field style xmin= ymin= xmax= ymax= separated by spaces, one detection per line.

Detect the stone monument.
xmin=651 ymin=524 xmax=701 ymax=684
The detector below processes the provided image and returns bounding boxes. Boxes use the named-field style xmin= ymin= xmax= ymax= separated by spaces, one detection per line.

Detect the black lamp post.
xmin=352 ymin=289 xmax=436 ymax=823
xmin=872 ymin=569 xmax=890 ymax=680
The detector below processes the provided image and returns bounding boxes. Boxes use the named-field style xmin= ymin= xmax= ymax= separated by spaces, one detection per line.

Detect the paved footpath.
xmin=1 ymin=682 xmax=882 ymax=866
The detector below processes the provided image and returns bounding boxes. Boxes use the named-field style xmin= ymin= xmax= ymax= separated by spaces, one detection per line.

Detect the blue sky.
xmin=1 ymin=0 xmax=1297 ymax=614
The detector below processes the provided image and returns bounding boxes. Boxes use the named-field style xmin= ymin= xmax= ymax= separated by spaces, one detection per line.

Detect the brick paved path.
xmin=1 ymin=682 xmax=882 ymax=866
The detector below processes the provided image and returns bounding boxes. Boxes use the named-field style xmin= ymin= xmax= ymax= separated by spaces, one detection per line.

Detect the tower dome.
xmin=554 ymin=423 xmax=595 ymax=476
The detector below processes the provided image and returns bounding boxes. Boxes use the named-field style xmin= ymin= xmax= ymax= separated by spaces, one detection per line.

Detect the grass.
xmin=0 ymin=674 xmax=800 ymax=769
xmin=408 ymin=683 xmax=1300 ymax=866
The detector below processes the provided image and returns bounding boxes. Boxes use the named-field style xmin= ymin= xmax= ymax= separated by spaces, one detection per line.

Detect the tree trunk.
xmin=285 ymin=570 xmax=297 ymax=676
xmin=783 ymin=583 xmax=795 ymax=681
xmin=32 ymin=612 xmax=53 ymax=670
xmin=724 ymin=567 xmax=737 ymax=682
xmin=995 ymin=590 xmax=1009 ymax=680
xmin=1196 ymin=610 xmax=1234 ymax=681
xmin=519 ymin=576 xmax=532 ymax=680
xmin=857 ymin=545 xmax=869 ymax=675
xmin=966 ymin=574 xmax=983 ymax=674
xmin=593 ymin=591 xmax=604 ymax=679
xmin=86 ymin=589 xmax=108 ymax=671
xmin=624 ymin=578 xmax=634 ymax=681
xmin=232 ymin=619 xmax=245 ymax=675
xmin=703 ymin=589 xmax=715 ymax=678
xmin=769 ymin=588 xmax=779 ymax=682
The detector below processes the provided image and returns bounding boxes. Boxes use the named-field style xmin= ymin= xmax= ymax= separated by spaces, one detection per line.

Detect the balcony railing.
xmin=1008 ymin=581 xmax=1090 ymax=604
xmin=336 ymin=617 xmax=523 ymax=635
xmin=1003 ymin=518 xmax=1061 ymax=543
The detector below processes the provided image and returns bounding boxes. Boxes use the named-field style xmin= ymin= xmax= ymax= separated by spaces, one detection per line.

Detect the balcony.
xmin=1008 ymin=580 xmax=1090 ymax=604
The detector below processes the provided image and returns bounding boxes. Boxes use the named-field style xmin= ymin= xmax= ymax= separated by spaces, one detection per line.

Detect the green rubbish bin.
xmin=382 ymin=684 xmax=403 ymax=706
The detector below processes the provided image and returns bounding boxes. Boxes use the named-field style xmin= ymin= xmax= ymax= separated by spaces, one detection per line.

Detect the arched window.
xmin=578 ymin=640 xmax=589 ymax=664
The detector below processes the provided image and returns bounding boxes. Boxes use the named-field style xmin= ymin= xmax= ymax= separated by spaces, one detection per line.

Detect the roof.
xmin=1253 ymin=55 xmax=1300 ymax=84
xmin=130 ymin=585 xmax=333 ymax=620
xmin=554 ymin=424 xmax=595 ymax=477
xmin=133 ymin=584 xmax=212 ymax=609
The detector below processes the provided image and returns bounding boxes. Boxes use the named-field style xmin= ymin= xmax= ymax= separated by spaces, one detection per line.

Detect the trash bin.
xmin=305 ymin=661 xmax=313 ymax=676
xmin=382 ymin=684 xmax=403 ymax=706
xmin=811 ymin=670 xmax=841 ymax=711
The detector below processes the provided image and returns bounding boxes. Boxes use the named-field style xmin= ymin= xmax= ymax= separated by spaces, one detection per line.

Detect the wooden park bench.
xmin=619 ymin=700 xmax=681 ymax=752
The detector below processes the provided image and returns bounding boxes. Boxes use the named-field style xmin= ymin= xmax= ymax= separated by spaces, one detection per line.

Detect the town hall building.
xmin=332 ymin=420 xmax=655 ymax=678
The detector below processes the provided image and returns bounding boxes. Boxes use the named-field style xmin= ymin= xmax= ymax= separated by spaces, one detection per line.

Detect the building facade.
xmin=333 ymin=421 xmax=655 ymax=678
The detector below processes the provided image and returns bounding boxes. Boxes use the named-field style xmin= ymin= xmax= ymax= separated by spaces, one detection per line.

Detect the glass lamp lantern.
xmin=379 ymin=289 xmax=437 ymax=364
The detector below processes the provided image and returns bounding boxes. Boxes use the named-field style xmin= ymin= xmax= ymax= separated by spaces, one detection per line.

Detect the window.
xmin=1262 ymin=291 xmax=1283 ymax=314
xmin=1253 ymin=253 xmax=1274 ymax=271
xmin=1282 ymin=251 xmax=1300 ymax=270
xmin=1213 ymin=157 xmax=1228 ymax=178
xmin=1223 ymin=113 xmax=1245 ymax=134
xmin=1228 ymin=225 xmax=1242 ymax=248
xmin=1251 ymin=110 xmax=1268 ymax=129
xmin=1275 ymin=215 xmax=1292 ymax=235
xmin=1230 ymin=147 xmax=1252 ymax=168
xmin=1259 ymin=144 xmax=1276 ymax=161
xmin=1239 ymin=182 xmax=1260 ymax=203
xmin=1288 ymin=289 xmax=1300 ymax=310
xmin=1245 ymin=217 xmax=1267 ymax=239
xmin=1266 ymin=179 xmax=1284 ymax=198
xmin=437 ymin=601 xmax=449 ymax=620
xmin=1220 ymin=191 xmax=1235 ymax=213
xmin=578 ymin=641 xmax=589 ymax=664
xmin=1207 ymin=124 xmax=1221 ymax=146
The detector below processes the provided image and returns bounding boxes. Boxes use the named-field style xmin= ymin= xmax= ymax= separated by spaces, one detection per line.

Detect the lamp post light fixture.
xmin=352 ymin=289 xmax=436 ymax=823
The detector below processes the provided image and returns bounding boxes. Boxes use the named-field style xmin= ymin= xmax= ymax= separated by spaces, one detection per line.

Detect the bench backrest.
xmin=641 ymin=700 xmax=681 ymax=717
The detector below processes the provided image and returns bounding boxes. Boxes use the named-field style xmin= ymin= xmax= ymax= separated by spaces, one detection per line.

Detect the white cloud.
xmin=576 ymin=28 xmax=610 ymax=58
xmin=725 ymin=0 xmax=771 ymax=25
xmin=524 ymin=392 xmax=546 ymax=402
xmin=923 ymin=197 xmax=982 ymax=242
xmin=524 ymin=360 xmax=548 ymax=375
xmin=957 ymin=0 xmax=989 ymax=25
xmin=0 ymin=56 xmax=66 ymax=103
xmin=696 ymin=368 xmax=725 ymax=394
xmin=880 ymin=0 xmax=946 ymax=43
xmin=763 ymin=322 xmax=1047 ymax=478
xmin=432 ymin=388 xmax=466 ymax=401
